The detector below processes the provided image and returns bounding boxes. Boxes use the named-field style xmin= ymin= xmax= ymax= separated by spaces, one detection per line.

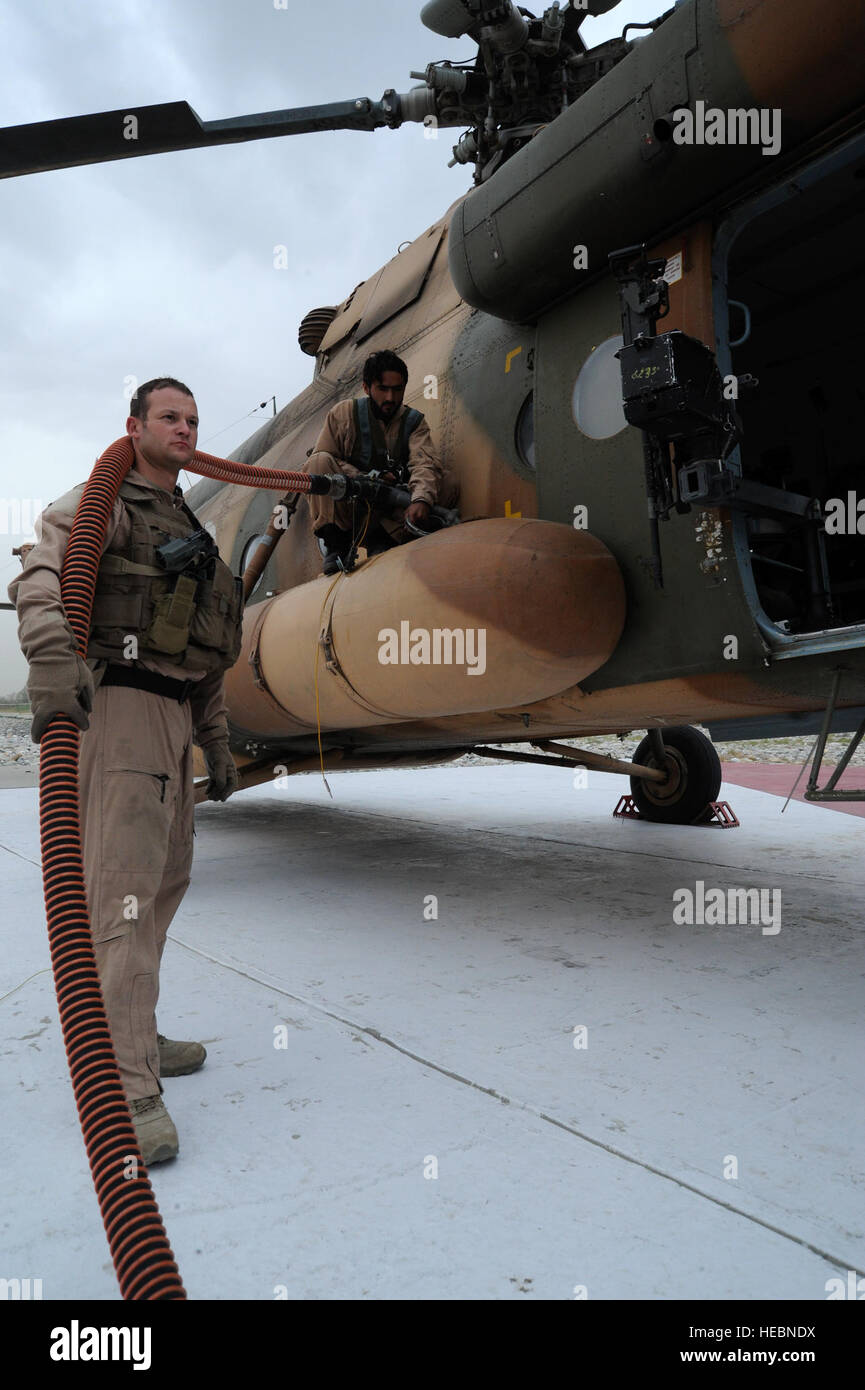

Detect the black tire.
xmin=629 ymin=726 xmax=722 ymax=824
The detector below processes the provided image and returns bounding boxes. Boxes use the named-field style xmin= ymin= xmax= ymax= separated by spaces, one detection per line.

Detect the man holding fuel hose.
xmin=8 ymin=378 xmax=243 ymax=1165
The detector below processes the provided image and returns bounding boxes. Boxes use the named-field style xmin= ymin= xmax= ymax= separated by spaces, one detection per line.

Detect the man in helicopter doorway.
xmin=304 ymin=350 xmax=453 ymax=574
xmin=8 ymin=378 xmax=244 ymax=1167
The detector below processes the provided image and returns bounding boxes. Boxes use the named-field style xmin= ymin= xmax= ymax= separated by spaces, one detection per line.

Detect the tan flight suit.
xmin=8 ymin=467 xmax=235 ymax=1101
xmin=305 ymin=397 xmax=446 ymax=540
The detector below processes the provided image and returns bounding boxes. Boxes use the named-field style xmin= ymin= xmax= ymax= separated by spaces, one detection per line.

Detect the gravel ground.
xmin=0 ymin=713 xmax=40 ymax=772
xmin=2 ymin=711 xmax=862 ymax=775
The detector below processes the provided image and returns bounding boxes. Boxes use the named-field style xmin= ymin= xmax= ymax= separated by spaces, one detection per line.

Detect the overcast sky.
xmin=0 ymin=0 xmax=663 ymax=692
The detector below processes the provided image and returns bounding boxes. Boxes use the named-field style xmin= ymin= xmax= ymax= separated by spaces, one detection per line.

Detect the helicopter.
xmin=5 ymin=0 xmax=865 ymax=822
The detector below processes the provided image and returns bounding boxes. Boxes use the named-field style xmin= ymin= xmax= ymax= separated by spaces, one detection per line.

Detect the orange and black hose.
xmin=41 ymin=435 xmax=315 ymax=1299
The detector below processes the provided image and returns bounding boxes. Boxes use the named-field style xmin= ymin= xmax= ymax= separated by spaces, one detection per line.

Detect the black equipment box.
xmin=616 ymin=330 xmax=728 ymax=442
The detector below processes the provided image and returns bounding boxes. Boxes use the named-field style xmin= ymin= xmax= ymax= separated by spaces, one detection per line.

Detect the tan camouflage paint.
xmin=191 ymin=65 xmax=865 ymax=771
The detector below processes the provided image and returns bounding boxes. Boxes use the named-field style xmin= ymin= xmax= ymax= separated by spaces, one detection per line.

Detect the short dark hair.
xmin=362 ymin=351 xmax=408 ymax=388
xmin=129 ymin=377 xmax=195 ymax=420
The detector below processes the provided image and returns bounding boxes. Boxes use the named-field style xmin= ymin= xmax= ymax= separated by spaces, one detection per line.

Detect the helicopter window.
xmin=516 ymin=391 xmax=535 ymax=471
xmin=240 ymin=535 xmax=271 ymax=596
xmin=572 ymin=335 xmax=628 ymax=440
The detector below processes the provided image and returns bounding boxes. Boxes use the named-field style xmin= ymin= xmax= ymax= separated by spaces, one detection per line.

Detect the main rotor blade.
xmin=0 ymin=97 xmax=391 ymax=180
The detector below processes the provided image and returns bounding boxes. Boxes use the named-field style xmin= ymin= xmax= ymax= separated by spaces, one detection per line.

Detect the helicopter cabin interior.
xmin=717 ymin=130 xmax=865 ymax=645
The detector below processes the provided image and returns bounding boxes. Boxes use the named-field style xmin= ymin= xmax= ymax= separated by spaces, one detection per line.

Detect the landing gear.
xmin=629 ymin=726 xmax=722 ymax=824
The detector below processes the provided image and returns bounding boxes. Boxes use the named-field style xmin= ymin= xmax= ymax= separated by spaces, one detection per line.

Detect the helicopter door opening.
xmin=714 ymin=129 xmax=865 ymax=654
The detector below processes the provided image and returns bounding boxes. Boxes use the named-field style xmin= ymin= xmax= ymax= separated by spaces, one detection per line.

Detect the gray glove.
xmin=202 ymin=742 xmax=238 ymax=802
xmin=28 ymin=651 xmax=95 ymax=743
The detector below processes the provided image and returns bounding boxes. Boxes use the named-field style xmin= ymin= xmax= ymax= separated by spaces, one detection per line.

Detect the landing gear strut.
xmin=471 ymin=727 xmax=724 ymax=825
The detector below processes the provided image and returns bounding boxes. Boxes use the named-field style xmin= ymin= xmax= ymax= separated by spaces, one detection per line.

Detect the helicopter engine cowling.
xmin=448 ymin=0 xmax=865 ymax=322
xmin=224 ymin=517 xmax=626 ymax=738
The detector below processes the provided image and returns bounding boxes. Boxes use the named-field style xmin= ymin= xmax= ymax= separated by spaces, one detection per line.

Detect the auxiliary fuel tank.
xmin=225 ymin=518 xmax=626 ymax=737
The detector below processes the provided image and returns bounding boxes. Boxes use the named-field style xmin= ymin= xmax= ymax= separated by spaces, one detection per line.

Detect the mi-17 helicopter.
xmin=5 ymin=0 xmax=865 ymax=822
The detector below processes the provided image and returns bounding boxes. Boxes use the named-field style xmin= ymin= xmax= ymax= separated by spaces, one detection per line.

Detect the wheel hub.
xmin=642 ymin=747 xmax=687 ymax=805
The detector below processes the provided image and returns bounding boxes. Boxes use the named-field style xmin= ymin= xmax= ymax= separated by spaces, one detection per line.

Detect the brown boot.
xmin=157 ymin=1033 xmax=207 ymax=1077
xmin=129 ymin=1095 xmax=179 ymax=1166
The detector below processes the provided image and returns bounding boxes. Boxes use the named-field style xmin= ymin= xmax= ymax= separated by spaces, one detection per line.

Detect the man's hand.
xmin=405 ymin=500 xmax=431 ymax=529
xmin=28 ymin=652 xmax=94 ymax=743
xmin=202 ymin=742 xmax=238 ymax=802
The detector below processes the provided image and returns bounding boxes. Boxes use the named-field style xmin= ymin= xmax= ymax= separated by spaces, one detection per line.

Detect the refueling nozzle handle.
xmin=316 ymin=473 xmax=459 ymax=527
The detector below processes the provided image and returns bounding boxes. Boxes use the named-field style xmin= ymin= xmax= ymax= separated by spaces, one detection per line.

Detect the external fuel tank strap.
xmin=248 ymin=600 xmax=313 ymax=732
xmin=317 ymin=574 xmax=405 ymax=722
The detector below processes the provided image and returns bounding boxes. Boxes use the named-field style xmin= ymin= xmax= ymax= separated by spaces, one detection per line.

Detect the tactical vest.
xmin=350 ymin=397 xmax=423 ymax=482
xmin=87 ymin=479 xmax=243 ymax=674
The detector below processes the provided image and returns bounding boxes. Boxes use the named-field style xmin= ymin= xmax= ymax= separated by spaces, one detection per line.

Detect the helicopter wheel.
xmin=629 ymin=726 xmax=722 ymax=825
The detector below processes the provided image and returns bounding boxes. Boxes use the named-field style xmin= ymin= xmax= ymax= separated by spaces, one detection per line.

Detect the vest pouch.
xmin=189 ymin=559 xmax=243 ymax=661
xmin=142 ymin=575 xmax=198 ymax=656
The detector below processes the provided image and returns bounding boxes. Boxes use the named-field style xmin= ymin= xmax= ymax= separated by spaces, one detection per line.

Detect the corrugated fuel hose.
xmin=41 ymin=434 xmax=316 ymax=1299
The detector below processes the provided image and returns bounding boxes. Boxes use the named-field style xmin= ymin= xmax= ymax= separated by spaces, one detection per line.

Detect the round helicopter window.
xmin=572 ymin=335 xmax=627 ymax=440
xmin=516 ymin=391 xmax=535 ymax=471
xmin=241 ymin=534 xmax=271 ymax=596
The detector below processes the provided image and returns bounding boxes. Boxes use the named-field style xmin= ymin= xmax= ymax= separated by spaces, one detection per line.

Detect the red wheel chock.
xmin=613 ymin=796 xmax=739 ymax=827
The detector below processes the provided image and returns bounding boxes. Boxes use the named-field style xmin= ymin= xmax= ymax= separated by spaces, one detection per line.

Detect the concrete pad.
xmin=1 ymin=766 xmax=862 ymax=1300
